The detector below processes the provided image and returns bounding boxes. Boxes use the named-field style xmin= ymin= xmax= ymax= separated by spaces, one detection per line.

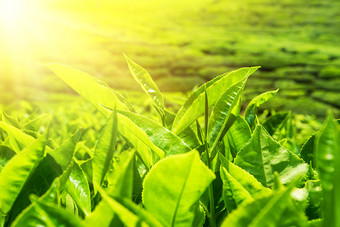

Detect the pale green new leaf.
xmin=119 ymin=110 xmax=192 ymax=157
xmin=93 ymin=111 xmax=118 ymax=191
xmin=172 ymin=67 xmax=259 ymax=135
xmin=124 ymin=54 xmax=164 ymax=110
xmin=222 ymin=173 xmax=308 ymax=227
xmin=107 ymin=151 xmax=135 ymax=199
xmin=33 ymin=199 xmax=85 ymax=227
xmin=220 ymin=167 xmax=253 ymax=213
xmin=208 ymin=78 xmax=247 ymax=155
xmin=0 ymin=121 xmax=35 ymax=153
xmin=234 ymin=125 xmax=307 ymax=187
xmin=219 ymin=154 xmax=271 ymax=197
xmin=66 ymin=162 xmax=91 ymax=216
xmin=244 ymin=89 xmax=278 ymax=127
xmin=0 ymin=135 xmax=46 ymax=216
xmin=95 ymin=186 xmax=149 ymax=227
xmin=314 ymin=113 xmax=340 ymax=227
xmin=143 ymin=151 xmax=215 ymax=227
xmin=46 ymin=64 xmax=128 ymax=113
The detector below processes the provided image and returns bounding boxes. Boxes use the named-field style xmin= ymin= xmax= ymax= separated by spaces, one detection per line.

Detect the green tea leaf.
xmin=172 ymin=67 xmax=259 ymax=135
xmin=300 ymin=134 xmax=316 ymax=166
xmin=219 ymin=154 xmax=271 ymax=197
xmin=0 ymin=121 xmax=35 ymax=153
xmin=314 ymin=113 xmax=340 ymax=227
xmin=46 ymin=64 xmax=128 ymax=113
xmin=225 ymin=114 xmax=251 ymax=156
xmin=33 ymin=198 xmax=85 ymax=227
xmin=235 ymin=125 xmax=308 ymax=187
xmin=124 ymin=54 xmax=164 ymax=110
xmin=220 ymin=166 xmax=253 ymax=213
xmin=49 ymin=129 xmax=82 ymax=171
xmin=262 ymin=112 xmax=289 ymax=136
xmin=118 ymin=110 xmax=192 ymax=157
xmin=244 ymin=89 xmax=279 ymax=127
xmin=0 ymin=135 xmax=46 ymax=216
xmin=107 ymin=151 xmax=136 ymax=199
xmin=0 ymin=145 xmax=15 ymax=173
xmin=66 ymin=162 xmax=91 ymax=216
xmin=221 ymin=179 xmax=308 ymax=227
xmin=143 ymin=151 xmax=215 ymax=226
xmin=11 ymin=163 xmax=73 ymax=227
xmin=93 ymin=111 xmax=118 ymax=190
xmin=5 ymin=154 xmax=62 ymax=226
xmin=95 ymin=186 xmax=149 ymax=227
xmin=208 ymin=78 xmax=247 ymax=156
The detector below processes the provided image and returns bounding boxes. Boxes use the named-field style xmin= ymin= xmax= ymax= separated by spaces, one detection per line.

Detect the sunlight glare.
xmin=0 ymin=0 xmax=25 ymax=27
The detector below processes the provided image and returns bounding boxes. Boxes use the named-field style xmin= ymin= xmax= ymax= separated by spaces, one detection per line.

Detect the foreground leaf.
xmin=234 ymin=125 xmax=308 ymax=187
xmin=219 ymin=154 xmax=271 ymax=197
xmin=221 ymin=185 xmax=308 ymax=227
xmin=220 ymin=167 xmax=253 ymax=213
xmin=66 ymin=162 xmax=91 ymax=216
xmin=314 ymin=113 xmax=340 ymax=227
xmin=143 ymin=151 xmax=215 ymax=226
xmin=0 ymin=135 xmax=46 ymax=218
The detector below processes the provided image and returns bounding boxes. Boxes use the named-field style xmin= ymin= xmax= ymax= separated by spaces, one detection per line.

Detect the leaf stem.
xmin=204 ymin=88 xmax=216 ymax=227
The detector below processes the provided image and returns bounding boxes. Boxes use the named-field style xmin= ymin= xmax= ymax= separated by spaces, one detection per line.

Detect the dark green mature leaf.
xmin=220 ymin=167 xmax=253 ymax=213
xmin=0 ymin=145 xmax=15 ymax=172
xmin=235 ymin=125 xmax=308 ymax=187
xmin=118 ymin=110 xmax=192 ymax=157
xmin=143 ymin=151 xmax=215 ymax=227
xmin=219 ymin=154 xmax=271 ymax=197
xmin=208 ymin=78 xmax=247 ymax=157
xmin=66 ymin=162 xmax=91 ymax=216
xmin=124 ymin=54 xmax=164 ymax=110
xmin=46 ymin=64 xmax=128 ymax=112
xmin=304 ymin=180 xmax=322 ymax=221
xmin=300 ymin=135 xmax=316 ymax=166
xmin=93 ymin=111 xmax=118 ymax=191
xmin=314 ymin=113 xmax=340 ymax=227
xmin=226 ymin=114 xmax=251 ymax=155
xmin=11 ymin=163 xmax=73 ymax=227
xmin=5 ymin=154 xmax=62 ymax=226
xmin=244 ymin=89 xmax=278 ymax=128
xmin=0 ymin=135 xmax=46 ymax=218
xmin=172 ymin=67 xmax=259 ymax=135
xmin=262 ymin=112 xmax=289 ymax=136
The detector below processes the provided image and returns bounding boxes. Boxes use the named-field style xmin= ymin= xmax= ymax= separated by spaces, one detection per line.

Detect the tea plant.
xmin=0 ymin=56 xmax=339 ymax=227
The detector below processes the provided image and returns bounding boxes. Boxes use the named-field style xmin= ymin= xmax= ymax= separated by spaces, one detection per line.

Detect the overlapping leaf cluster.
xmin=0 ymin=57 xmax=339 ymax=227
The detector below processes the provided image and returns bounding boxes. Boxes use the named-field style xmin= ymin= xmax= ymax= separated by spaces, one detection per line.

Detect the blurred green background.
xmin=0 ymin=0 xmax=339 ymax=118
